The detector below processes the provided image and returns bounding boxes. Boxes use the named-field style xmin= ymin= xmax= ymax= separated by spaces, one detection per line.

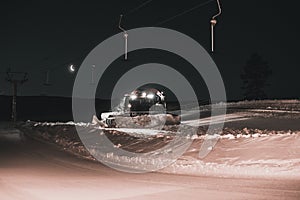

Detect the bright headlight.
xmin=146 ymin=93 xmax=155 ymax=99
xmin=130 ymin=95 xmax=137 ymax=100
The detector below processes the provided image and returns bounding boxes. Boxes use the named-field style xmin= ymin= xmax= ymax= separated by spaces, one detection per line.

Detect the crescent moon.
xmin=69 ymin=64 xmax=75 ymax=72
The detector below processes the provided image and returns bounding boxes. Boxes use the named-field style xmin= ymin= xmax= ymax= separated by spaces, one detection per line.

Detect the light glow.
xmin=130 ymin=95 xmax=137 ymax=100
xmin=146 ymin=93 xmax=155 ymax=99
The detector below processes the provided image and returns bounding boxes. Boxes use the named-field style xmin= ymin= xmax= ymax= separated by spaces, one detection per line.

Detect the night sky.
xmin=0 ymin=0 xmax=299 ymax=100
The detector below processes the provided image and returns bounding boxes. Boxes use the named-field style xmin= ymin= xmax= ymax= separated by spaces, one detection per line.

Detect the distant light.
xmin=69 ymin=64 xmax=76 ymax=72
xmin=146 ymin=93 xmax=155 ymax=99
xmin=141 ymin=92 xmax=147 ymax=98
xmin=127 ymin=104 xmax=132 ymax=108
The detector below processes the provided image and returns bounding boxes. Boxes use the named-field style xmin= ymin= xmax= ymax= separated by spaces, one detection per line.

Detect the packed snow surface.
xmin=19 ymin=100 xmax=300 ymax=179
xmin=22 ymin=123 xmax=300 ymax=179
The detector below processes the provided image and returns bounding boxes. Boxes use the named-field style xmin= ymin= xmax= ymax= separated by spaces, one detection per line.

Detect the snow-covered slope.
xmin=18 ymin=100 xmax=300 ymax=179
xmin=164 ymin=133 xmax=300 ymax=179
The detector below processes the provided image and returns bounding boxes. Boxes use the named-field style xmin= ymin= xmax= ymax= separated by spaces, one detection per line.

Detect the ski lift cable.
xmin=118 ymin=0 xmax=214 ymax=60
xmin=37 ymin=1 xmax=215 ymax=70
xmin=154 ymin=0 xmax=214 ymax=26
xmin=212 ymin=0 xmax=221 ymax=19
xmin=4 ymin=1 xmax=156 ymax=84
xmin=124 ymin=0 xmax=154 ymax=16
xmin=118 ymin=15 xmax=127 ymax=33
xmin=33 ymin=1 xmax=217 ymax=74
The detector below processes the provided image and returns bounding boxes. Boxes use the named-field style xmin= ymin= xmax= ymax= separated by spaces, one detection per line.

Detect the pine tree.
xmin=241 ymin=53 xmax=272 ymax=100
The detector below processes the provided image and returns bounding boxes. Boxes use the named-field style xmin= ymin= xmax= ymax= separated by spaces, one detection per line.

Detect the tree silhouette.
xmin=241 ymin=53 xmax=272 ymax=100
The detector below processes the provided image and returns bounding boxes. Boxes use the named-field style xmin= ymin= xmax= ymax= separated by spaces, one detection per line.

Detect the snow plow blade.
xmin=95 ymin=114 xmax=180 ymax=128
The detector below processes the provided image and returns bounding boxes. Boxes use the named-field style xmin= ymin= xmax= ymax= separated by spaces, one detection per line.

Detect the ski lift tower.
xmin=6 ymin=71 xmax=28 ymax=123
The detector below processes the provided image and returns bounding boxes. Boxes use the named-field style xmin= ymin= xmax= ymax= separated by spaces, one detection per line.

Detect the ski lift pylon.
xmin=91 ymin=64 xmax=96 ymax=85
xmin=43 ymin=70 xmax=51 ymax=86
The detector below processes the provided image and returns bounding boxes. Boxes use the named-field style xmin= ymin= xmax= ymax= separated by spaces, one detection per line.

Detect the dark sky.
xmin=0 ymin=0 xmax=299 ymax=100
